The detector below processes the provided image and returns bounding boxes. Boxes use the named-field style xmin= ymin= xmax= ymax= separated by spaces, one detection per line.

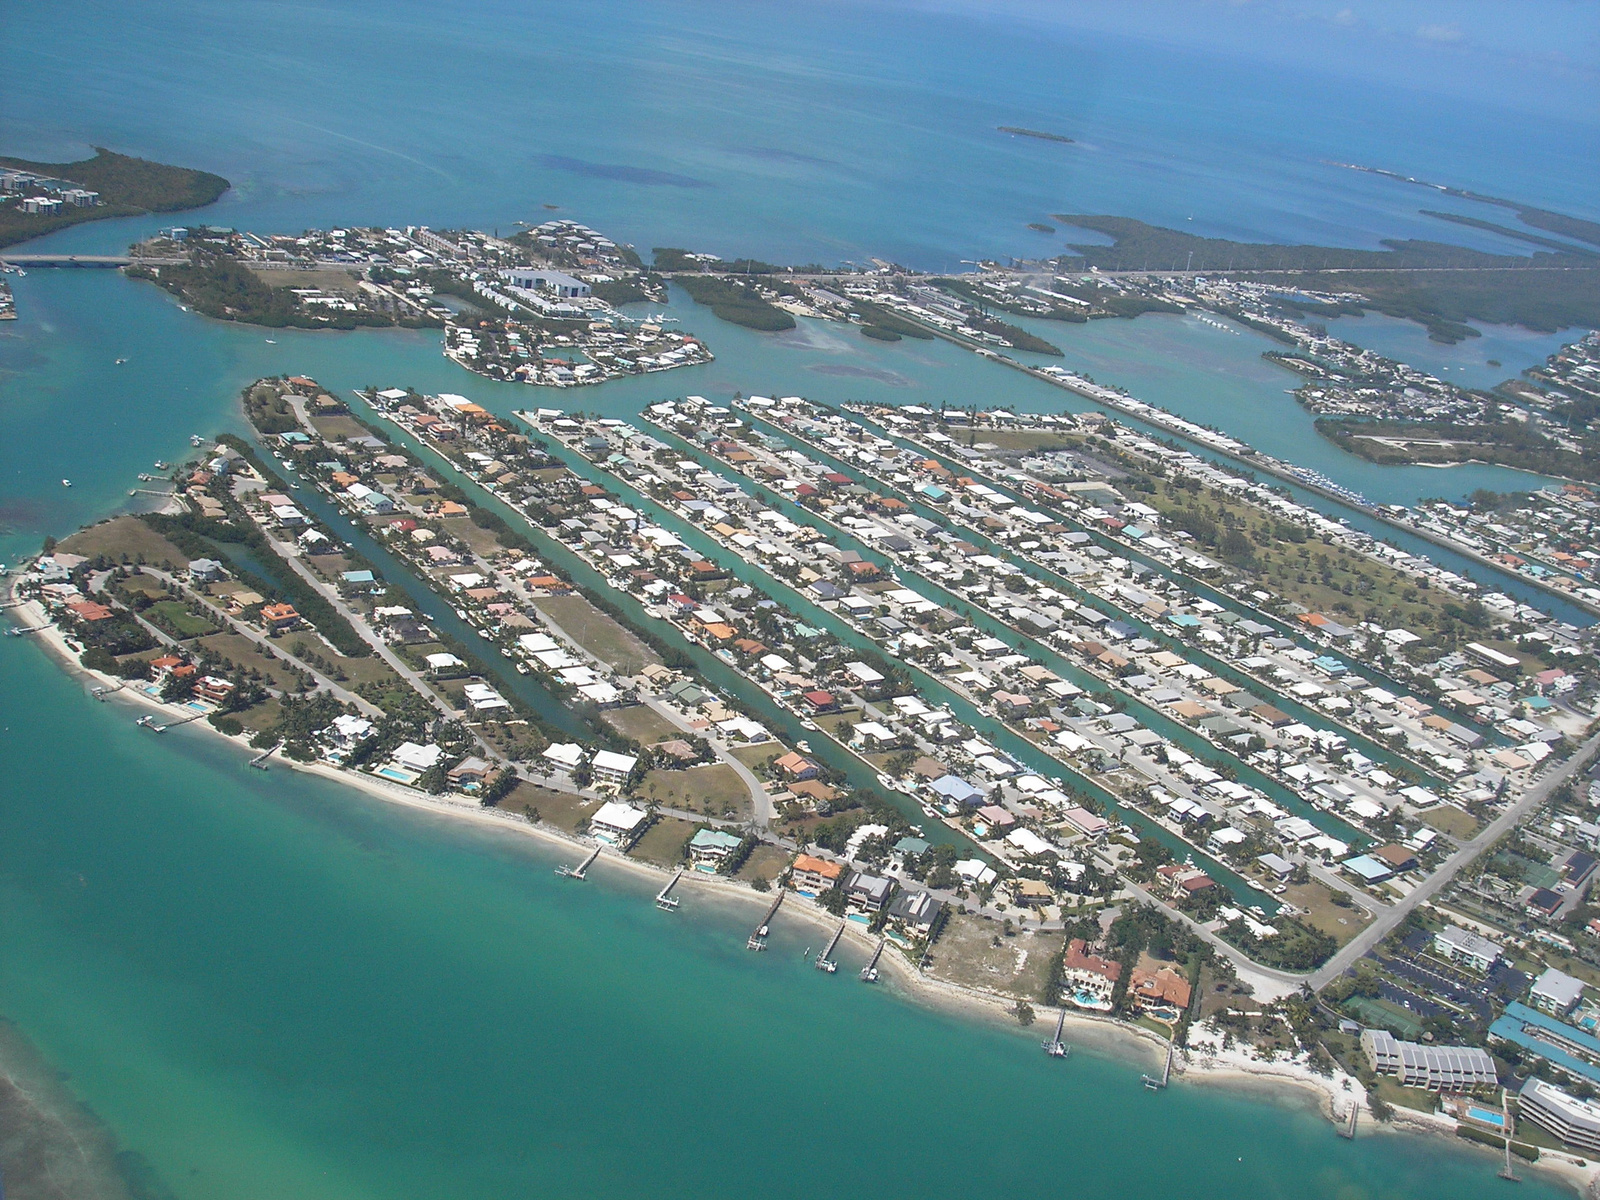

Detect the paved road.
xmin=1306 ymin=728 xmax=1600 ymax=989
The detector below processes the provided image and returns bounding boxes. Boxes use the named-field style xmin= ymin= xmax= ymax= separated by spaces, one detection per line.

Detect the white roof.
xmin=392 ymin=741 xmax=444 ymax=771
xmin=592 ymin=749 xmax=638 ymax=774
xmin=591 ymin=800 xmax=646 ymax=831
xmin=543 ymin=742 xmax=585 ymax=768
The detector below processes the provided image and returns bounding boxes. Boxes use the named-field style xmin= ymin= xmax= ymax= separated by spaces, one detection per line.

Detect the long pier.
xmin=1338 ymin=1099 xmax=1358 ymax=1139
xmin=748 ymin=890 xmax=784 ymax=950
xmin=557 ymin=846 xmax=602 ymax=879
xmin=816 ymin=920 xmax=846 ymax=973
xmin=0 ymin=254 xmax=187 ymax=268
xmin=655 ymin=868 xmax=683 ymax=911
xmin=860 ymin=937 xmax=886 ymax=982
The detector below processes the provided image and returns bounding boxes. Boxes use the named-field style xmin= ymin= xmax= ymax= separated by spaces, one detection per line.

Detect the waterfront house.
xmin=446 ymin=756 xmax=492 ymax=789
xmin=886 ymin=888 xmax=943 ymax=937
xmin=390 ymin=742 xmax=444 ymax=774
xmin=1519 ymin=1079 xmax=1600 ymax=1153
xmin=774 ymin=752 xmax=820 ymax=781
xmin=688 ymin=828 xmax=744 ymax=872
xmin=1061 ymin=939 xmax=1121 ymax=1011
xmin=323 ymin=714 xmax=375 ymax=751
xmin=845 ymin=871 xmax=893 ymax=914
xmin=789 ymin=854 xmax=843 ymax=897
xmin=588 ymin=800 xmax=647 ymax=846
xmin=194 ymin=676 xmax=235 ymax=706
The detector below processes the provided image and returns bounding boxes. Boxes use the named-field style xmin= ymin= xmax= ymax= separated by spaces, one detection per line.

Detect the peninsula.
xmin=0 ymin=148 xmax=229 ymax=249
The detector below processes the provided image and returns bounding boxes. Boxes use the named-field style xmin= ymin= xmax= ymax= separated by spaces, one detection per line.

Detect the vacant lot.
xmin=536 ymin=594 xmax=659 ymax=676
xmin=1418 ymin=805 xmax=1480 ymax=839
xmin=61 ymin=516 xmax=189 ymax=567
xmin=500 ymin=781 xmax=599 ymax=834
xmin=605 ymin=704 xmax=679 ymax=744
xmin=195 ymin=633 xmax=303 ymax=690
xmin=731 ymin=742 xmax=782 ymax=772
xmin=308 ymin=414 xmax=369 ymax=442
xmin=926 ymin=913 xmax=1061 ymax=1004
xmin=1284 ymin=881 xmax=1372 ymax=946
xmin=735 ymin=845 xmax=790 ymax=886
xmin=439 ymin=515 xmax=506 ymax=559
xmin=637 ymin=764 xmax=751 ymax=819
xmin=628 ymin=815 xmax=698 ymax=868
xmin=249 ymin=266 xmax=361 ymax=295
xmin=146 ymin=598 xmax=217 ymax=639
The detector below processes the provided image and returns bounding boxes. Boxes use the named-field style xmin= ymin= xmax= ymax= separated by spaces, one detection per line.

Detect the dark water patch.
xmin=0 ymin=1017 xmax=154 ymax=1200
xmin=728 ymin=146 xmax=834 ymax=167
xmin=0 ymin=498 xmax=47 ymax=537
xmin=535 ymin=155 xmax=710 ymax=188
xmin=807 ymin=362 xmax=915 ymax=386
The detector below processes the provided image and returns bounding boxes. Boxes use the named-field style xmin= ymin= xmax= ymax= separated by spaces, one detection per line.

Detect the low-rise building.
xmin=543 ymin=742 xmax=585 ymax=775
xmin=590 ymin=749 xmax=638 ymax=789
xmin=1434 ymin=924 xmax=1501 ymax=973
xmin=1530 ymin=967 xmax=1586 ymax=1017
xmin=1359 ymin=1028 xmax=1497 ymax=1092
xmin=1519 ymin=1078 xmax=1600 ymax=1153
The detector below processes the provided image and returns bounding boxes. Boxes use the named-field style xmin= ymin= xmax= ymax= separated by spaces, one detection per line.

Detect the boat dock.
xmin=1141 ymin=1042 xmax=1174 ymax=1090
xmin=816 ymin=920 xmax=846 ymax=973
xmin=748 ymin=890 xmax=784 ymax=950
xmin=655 ymin=868 xmax=683 ymax=911
xmin=248 ymin=740 xmax=282 ymax=770
xmin=557 ymin=846 xmax=602 ymax=879
xmin=1042 ymin=1008 xmax=1070 ymax=1058
xmin=1337 ymin=1100 xmax=1358 ymax=1139
xmin=859 ymin=937 xmax=886 ymax=982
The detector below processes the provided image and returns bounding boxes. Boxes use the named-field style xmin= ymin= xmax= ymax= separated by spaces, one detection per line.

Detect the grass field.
xmin=307 ymin=414 xmax=369 ymax=442
xmin=60 ymin=516 xmax=190 ymax=567
xmin=731 ymin=742 xmax=783 ymax=771
xmin=735 ymin=845 xmax=790 ymax=886
xmin=1283 ymin=881 xmax=1372 ymax=946
xmin=604 ymin=704 xmax=680 ymax=744
xmin=249 ymin=267 xmax=361 ymax=295
xmin=925 ymin=914 xmax=1060 ymax=1003
xmin=145 ymin=598 xmax=217 ymax=639
xmin=501 ymin=781 xmax=599 ymax=833
xmin=628 ymin=816 xmax=698 ymax=868
xmin=637 ymin=764 xmax=752 ymax=818
xmin=439 ymin=516 xmax=506 ymax=559
xmin=1419 ymin=805 xmax=1481 ymax=839
xmin=194 ymin=633 xmax=303 ymax=690
xmin=535 ymin=594 xmax=659 ymax=676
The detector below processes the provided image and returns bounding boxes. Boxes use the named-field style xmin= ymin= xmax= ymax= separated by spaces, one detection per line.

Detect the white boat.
xmin=61 ymin=478 xmax=72 ymax=487
xmin=190 ymin=434 xmax=203 ymax=446
xmin=875 ymin=772 xmax=895 ymax=790
xmin=114 ymin=357 xmax=127 ymax=365
xmin=265 ymin=339 xmax=276 ymax=344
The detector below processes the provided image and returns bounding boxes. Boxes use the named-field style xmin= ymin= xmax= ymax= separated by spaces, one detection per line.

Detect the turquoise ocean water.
xmin=1 ymin=3 xmax=1594 ymax=1195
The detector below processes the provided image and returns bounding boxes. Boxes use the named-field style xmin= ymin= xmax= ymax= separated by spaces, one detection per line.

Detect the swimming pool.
xmin=375 ymin=766 xmax=419 ymax=784
xmin=1466 ymin=1106 xmax=1507 ymax=1127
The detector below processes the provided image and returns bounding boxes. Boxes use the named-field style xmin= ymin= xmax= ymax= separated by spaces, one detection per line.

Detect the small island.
xmin=998 ymin=126 xmax=1075 ymax=145
xmin=0 ymin=148 xmax=229 ymax=249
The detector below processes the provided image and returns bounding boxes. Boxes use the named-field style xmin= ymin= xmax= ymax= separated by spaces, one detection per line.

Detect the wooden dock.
xmin=860 ymin=937 xmax=886 ymax=982
xmin=248 ymin=740 xmax=282 ymax=770
xmin=1141 ymin=1042 xmax=1174 ymax=1090
xmin=1042 ymin=1008 xmax=1070 ymax=1058
xmin=655 ymin=868 xmax=683 ymax=911
xmin=816 ymin=920 xmax=846 ymax=973
xmin=1337 ymin=1100 xmax=1358 ymax=1139
xmin=748 ymin=890 xmax=784 ymax=950
xmin=557 ymin=846 xmax=602 ymax=879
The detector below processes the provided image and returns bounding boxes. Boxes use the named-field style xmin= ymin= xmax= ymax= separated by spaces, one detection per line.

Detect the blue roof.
xmin=1169 ymin=613 xmax=1202 ymax=628
xmin=1342 ymin=854 xmax=1392 ymax=882
xmin=342 ymin=570 xmax=376 ymax=583
xmin=930 ymin=775 xmax=983 ymax=804
xmin=1490 ymin=1001 xmax=1600 ymax=1084
xmin=1313 ymin=656 xmax=1348 ymax=675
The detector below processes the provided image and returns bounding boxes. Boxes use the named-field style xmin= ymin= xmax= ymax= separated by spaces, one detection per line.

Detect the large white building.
xmin=501 ymin=268 xmax=591 ymax=298
xmin=1433 ymin=925 xmax=1502 ymax=973
xmin=590 ymin=749 xmax=638 ymax=789
xmin=1530 ymin=967 xmax=1586 ymax=1017
xmin=1519 ymin=1078 xmax=1600 ymax=1152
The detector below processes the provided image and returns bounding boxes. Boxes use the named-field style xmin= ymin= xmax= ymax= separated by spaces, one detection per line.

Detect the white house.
xmin=591 ymin=749 xmax=638 ymax=789
xmin=588 ymin=800 xmax=646 ymax=846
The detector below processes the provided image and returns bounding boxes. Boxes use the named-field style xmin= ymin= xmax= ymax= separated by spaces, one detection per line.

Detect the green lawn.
xmin=628 ymin=816 xmax=698 ymax=868
xmin=146 ymin=599 xmax=217 ymax=638
xmin=535 ymin=595 xmax=660 ymax=677
xmin=636 ymin=764 xmax=752 ymax=818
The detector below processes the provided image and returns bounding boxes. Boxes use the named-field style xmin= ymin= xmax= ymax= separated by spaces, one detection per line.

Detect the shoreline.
xmin=8 ymin=589 xmax=1596 ymax=1194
